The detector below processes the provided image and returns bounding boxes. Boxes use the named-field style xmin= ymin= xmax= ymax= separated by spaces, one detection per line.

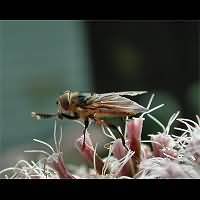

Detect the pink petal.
xmin=47 ymin=153 xmax=75 ymax=179
xmin=75 ymin=133 xmax=109 ymax=175
xmin=112 ymin=139 xmax=135 ymax=177
xmin=127 ymin=118 xmax=144 ymax=162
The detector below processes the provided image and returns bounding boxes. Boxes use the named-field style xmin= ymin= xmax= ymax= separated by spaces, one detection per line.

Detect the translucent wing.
xmin=78 ymin=91 xmax=147 ymax=104
xmin=80 ymin=92 xmax=148 ymax=116
xmin=98 ymin=91 xmax=147 ymax=97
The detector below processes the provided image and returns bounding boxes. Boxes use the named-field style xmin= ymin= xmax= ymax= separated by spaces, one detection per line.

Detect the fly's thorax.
xmin=76 ymin=107 xmax=94 ymax=119
xmin=69 ymin=92 xmax=81 ymax=105
xmin=58 ymin=91 xmax=79 ymax=111
xmin=58 ymin=93 xmax=70 ymax=111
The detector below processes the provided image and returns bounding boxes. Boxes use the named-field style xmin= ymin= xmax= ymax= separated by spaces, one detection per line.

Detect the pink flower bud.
xmin=47 ymin=153 xmax=75 ymax=179
xmin=75 ymin=133 xmax=109 ymax=175
xmin=112 ymin=139 xmax=134 ymax=177
xmin=185 ymin=128 xmax=200 ymax=164
xmin=151 ymin=133 xmax=177 ymax=159
xmin=139 ymin=158 xmax=199 ymax=178
xmin=141 ymin=144 xmax=152 ymax=159
xmin=127 ymin=118 xmax=144 ymax=162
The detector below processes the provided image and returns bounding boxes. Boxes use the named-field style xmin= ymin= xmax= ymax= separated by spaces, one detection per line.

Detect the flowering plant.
xmin=1 ymin=94 xmax=199 ymax=179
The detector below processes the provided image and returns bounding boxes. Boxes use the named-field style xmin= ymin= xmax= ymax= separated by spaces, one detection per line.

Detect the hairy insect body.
xmin=32 ymin=90 xmax=148 ymax=150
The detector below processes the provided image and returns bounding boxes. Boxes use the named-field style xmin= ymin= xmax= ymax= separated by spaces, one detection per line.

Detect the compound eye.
xmin=56 ymin=100 xmax=58 ymax=105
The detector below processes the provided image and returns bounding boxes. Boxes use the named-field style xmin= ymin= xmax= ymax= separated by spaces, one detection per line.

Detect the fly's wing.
xmin=100 ymin=91 xmax=147 ymax=97
xmin=80 ymin=93 xmax=148 ymax=116
xmin=77 ymin=91 xmax=147 ymax=104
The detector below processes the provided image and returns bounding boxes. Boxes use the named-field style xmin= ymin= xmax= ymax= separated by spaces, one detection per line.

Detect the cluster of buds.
xmin=0 ymin=95 xmax=200 ymax=179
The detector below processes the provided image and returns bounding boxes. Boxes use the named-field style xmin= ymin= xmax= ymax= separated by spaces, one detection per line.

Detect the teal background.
xmin=0 ymin=21 xmax=93 ymax=169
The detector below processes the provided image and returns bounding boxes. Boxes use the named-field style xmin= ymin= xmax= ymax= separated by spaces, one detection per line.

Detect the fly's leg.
xmin=94 ymin=117 xmax=129 ymax=151
xmin=60 ymin=113 xmax=88 ymax=150
xmin=82 ymin=118 xmax=89 ymax=150
xmin=107 ymin=123 xmax=129 ymax=151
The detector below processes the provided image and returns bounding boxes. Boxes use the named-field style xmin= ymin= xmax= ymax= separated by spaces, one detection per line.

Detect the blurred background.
xmin=0 ymin=20 xmax=199 ymax=170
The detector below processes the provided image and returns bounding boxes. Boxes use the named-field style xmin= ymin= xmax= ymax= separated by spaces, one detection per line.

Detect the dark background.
xmin=88 ymin=21 xmax=199 ymax=118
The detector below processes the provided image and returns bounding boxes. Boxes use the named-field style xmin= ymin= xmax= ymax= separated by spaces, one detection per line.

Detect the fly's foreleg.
xmin=60 ymin=113 xmax=88 ymax=150
xmin=82 ymin=118 xmax=89 ymax=150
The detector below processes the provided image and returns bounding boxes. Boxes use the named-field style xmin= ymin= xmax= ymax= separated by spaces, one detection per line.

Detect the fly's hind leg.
xmin=94 ymin=117 xmax=129 ymax=151
xmin=107 ymin=123 xmax=129 ymax=151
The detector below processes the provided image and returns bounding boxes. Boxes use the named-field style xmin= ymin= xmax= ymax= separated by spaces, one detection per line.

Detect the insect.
xmin=32 ymin=91 xmax=148 ymax=150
